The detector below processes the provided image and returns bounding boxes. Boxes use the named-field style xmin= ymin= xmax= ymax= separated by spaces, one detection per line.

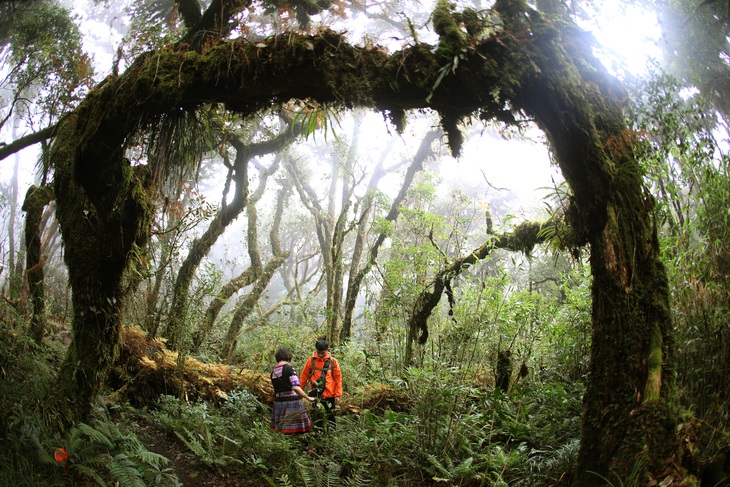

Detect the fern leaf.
xmin=78 ymin=422 xmax=114 ymax=448
xmin=74 ymin=463 xmax=109 ymax=486
xmin=135 ymin=449 xmax=170 ymax=467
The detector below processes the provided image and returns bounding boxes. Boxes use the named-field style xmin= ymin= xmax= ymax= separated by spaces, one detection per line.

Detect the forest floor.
xmin=133 ymin=413 xmax=257 ymax=486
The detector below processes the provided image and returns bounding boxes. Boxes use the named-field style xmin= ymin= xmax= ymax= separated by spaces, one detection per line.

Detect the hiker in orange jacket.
xmin=299 ymin=339 xmax=342 ymax=429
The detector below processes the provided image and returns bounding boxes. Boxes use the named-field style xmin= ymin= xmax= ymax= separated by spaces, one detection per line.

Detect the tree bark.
xmin=495 ymin=350 xmax=512 ymax=393
xmin=21 ymin=184 xmax=54 ymax=343
xmin=286 ymin=152 xmax=355 ymax=344
xmin=0 ymin=123 xmax=57 ymax=163
xmin=52 ymin=113 xmax=154 ymax=426
xmin=492 ymin=1 xmax=675 ymax=480
xmin=165 ymin=131 xmax=289 ymax=350
xmin=405 ymin=219 xmax=550 ymax=365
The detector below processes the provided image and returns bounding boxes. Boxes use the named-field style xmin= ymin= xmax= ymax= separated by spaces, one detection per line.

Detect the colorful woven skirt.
xmin=271 ymin=399 xmax=312 ymax=434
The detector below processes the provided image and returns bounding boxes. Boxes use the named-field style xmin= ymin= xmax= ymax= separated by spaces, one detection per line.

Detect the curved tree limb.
xmin=164 ymin=123 xmax=293 ymax=350
xmin=407 ymin=219 xmax=550 ymax=350
xmin=221 ymin=183 xmax=292 ymax=360
xmin=0 ymin=123 xmax=57 ymax=162
xmin=52 ymin=1 xmax=675 ymax=479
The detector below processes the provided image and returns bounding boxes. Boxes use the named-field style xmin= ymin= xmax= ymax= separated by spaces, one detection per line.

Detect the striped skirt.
xmin=271 ymin=399 xmax=312 ymax=434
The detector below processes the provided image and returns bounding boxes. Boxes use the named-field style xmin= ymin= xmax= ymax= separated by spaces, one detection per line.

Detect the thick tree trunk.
xmin=51 ymin=114 xmax=153 ymax=426
xmin=21 ymin=184 xmax=54 ymax=344
xmin=576 ymin=203 xmax=673 ymax=483
xmin=494 ymin=4 xmax=676 ymax=481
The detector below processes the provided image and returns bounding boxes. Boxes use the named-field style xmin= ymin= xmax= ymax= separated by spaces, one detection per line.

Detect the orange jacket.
xmin=299 ymin=351 xmax=342 ymax=399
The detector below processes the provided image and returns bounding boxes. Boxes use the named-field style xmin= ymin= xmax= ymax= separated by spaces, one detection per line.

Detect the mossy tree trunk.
xmin=163 ymin=139 xmax=250 ymax=350
xmin=51 ymin=114 xmax=153 ymax=426
xmin=214 ymin=156 xmax=280 ymax=356
xmin=49 ymin=0 xmax=675 ymax=478
xmin=220 ymin=183 xmax=291 ymax=359
xmin=22 ymin=184 xmax=54 ymax=344
xmin=494 ymin=3 xmax=676 ymax=481
xmin=163 ymin=128 xmax=291 ymax=350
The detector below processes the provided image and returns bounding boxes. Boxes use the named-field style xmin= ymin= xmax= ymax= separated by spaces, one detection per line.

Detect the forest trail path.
xmin=134 ymin=414 xmax=257 ymax=486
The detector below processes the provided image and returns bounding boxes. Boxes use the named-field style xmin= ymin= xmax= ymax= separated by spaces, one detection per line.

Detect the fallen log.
xmin=107 ymin=326 xmax=273 ymax=406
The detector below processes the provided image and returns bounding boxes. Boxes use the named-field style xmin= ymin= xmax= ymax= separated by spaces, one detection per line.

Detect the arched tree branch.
xmin=407 ymin=219 xmax=552 ymax=350
xmin=0 ymin=123 xmax=58 ymax=162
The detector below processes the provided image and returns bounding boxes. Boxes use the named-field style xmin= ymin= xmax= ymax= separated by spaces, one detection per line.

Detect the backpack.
xmin=310 ymin=356 xmax=332 ymax=398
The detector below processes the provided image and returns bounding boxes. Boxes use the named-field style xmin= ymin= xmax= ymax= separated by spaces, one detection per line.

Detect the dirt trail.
xmin=135 ymin=416 xmax=256 ymax=486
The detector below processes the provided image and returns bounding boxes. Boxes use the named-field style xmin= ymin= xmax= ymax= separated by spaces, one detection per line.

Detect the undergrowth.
xmin=0 ymin=303 xmax=588 ymax=486
xmin=146 ymin=363 xmax=583 ymax=486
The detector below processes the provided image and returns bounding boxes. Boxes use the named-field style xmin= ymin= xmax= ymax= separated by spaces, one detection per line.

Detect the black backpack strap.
xmin=312 ymin=357 xmax=332 ymax=385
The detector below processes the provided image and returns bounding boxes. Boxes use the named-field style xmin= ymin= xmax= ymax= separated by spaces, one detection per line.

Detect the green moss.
xmin=432 ymin=0 xmax=466 ymax=58
xmin=644 ymin=324 xmax=663 ymax=402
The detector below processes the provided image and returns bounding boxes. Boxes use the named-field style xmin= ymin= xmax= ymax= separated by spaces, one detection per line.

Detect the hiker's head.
xmin=275 ymin=347 xmax=293 ymax=362
xmin=315 ymin=339 xmax=328 ymax=357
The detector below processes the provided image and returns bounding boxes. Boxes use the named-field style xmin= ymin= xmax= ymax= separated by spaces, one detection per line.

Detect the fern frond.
xmin=175 ymin=429 xmax=208 ymax=458
xmin=108 ymin=453 xmax=145 ymax=487
xmin=276 ymin=473 xmax=295 ymax=487
xmin=73 ymin=463 xmax=108 ymax=486
xmin=134 ymin=449 xmax=169 ymax=467
xmin=326 ymin=461 xmax=342 ymax=487
xmin=343 ymin=470 xmax=374 ymax=486
xmin=77 ymin=422 xmax=114 ymax=448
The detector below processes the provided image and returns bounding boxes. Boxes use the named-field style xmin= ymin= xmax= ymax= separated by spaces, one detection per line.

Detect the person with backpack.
xmin=300 ymin=339 xmax=342 ymax=429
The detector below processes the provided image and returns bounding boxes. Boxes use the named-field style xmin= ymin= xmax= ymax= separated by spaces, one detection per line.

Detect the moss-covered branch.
xmin=52 ymin=0 xmax=676 ymax=479
xmin=407 ymin=218 xmax=551 ymax=351
xmin=0 ymin=123 xmax=58 ymax=163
